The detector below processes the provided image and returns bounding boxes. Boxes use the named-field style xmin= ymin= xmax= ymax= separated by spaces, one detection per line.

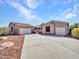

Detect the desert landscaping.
xmin=0 ymin=35 xmax=24 ymax=59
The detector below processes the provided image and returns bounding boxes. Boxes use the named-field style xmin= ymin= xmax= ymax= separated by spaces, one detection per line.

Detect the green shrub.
xmin=71 ymin=28 xmax=79 ymax=39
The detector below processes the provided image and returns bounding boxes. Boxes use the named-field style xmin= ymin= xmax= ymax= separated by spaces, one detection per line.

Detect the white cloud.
xmin=60 ymin=8 xmax=77 ymax=19
xmin=61 ymin=8 xmax=72 ymax=15
xmin=24 ymin=0 xmax=45 ymax=9
xmin=26 ymin=0 xmax=39 ymax=9
xmin=62 ymin=0 xmax=79 ymax=19
xmin=64 ymin=12 xmax=76 ymax=19
xmin=73 ymin=2 xmax=79 ymax=13
xmin=5 ymin=0 xmax=41 ymax=20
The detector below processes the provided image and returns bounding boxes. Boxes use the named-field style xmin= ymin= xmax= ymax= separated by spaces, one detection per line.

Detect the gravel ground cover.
xmin=0 ymin=35 xmax=24 ymax=59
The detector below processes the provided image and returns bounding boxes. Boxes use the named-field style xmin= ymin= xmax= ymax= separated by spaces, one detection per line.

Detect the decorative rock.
xmin=1 ymin=42 xmax=15 ymax=48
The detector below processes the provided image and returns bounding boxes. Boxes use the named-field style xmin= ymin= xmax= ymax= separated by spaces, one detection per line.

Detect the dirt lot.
xmin=0 ymin=35 xmax=24 ymax=59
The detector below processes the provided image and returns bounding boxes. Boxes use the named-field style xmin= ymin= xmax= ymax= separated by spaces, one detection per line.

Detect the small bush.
xmin=71 ymin=28 xmax=79 ymax=39
xmin=0 ymin=32 xmax=9 ymax=36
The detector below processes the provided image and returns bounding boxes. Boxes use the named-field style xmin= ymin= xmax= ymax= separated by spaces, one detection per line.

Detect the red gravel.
xmin=0 ymin=35 xmax=24 ymax=59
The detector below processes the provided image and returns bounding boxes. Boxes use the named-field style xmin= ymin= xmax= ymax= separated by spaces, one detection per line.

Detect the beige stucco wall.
xmin=9 ymin=24 xmax=20 ymax=34
xmin=42 ymin=23 xmax=54 ymax=34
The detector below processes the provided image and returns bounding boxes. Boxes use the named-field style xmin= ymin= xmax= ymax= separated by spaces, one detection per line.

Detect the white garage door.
xmin=56 ymin=27 xmax=66 ymax=36
xmin=20 ymin=28 xmax=31 ymax=35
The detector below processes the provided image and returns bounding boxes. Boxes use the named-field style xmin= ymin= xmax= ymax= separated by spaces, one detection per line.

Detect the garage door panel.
xmin=20 ymin=28 xmax=31 ymax=35
xmin=56 ymin=27 xmax=66 ymax=36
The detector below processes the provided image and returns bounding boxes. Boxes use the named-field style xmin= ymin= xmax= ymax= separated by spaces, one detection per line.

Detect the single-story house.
xmin=41 ymin=20 xmax=69 ymax=36
xmin=9 ymin=22 xmax=33 ymax=35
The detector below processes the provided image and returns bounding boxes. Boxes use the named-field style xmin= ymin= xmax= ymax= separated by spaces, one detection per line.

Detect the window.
xmin=11 ymin=26 xmax=14 ymax=32
xmin=46 ymin=26 xmax=50 ymax=32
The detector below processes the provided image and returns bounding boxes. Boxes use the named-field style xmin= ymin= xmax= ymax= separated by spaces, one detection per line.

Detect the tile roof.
xmin=48 ymin=20 xmax=69 ymax=24
xmin=39 ymin=20 xmax=69 ymax=26
xmin=9 ymin=22 xmax=33 ymax=27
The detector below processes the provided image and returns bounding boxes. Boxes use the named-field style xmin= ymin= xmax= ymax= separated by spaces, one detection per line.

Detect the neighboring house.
xmin=9 ymin=22 xmax=33 ymax=35
xmin=41 ymin=20 xmax=69 ymax=36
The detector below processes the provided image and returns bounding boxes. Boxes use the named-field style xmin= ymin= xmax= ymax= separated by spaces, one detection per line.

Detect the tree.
xmin=71 ymin=28 xmax=79 ymax=39
xmin=70 ymin=23 xmax=77 ymax=29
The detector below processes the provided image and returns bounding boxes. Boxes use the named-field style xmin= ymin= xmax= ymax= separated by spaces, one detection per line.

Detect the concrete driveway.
xmin=21 ymin=34 xmax=79 ymax=59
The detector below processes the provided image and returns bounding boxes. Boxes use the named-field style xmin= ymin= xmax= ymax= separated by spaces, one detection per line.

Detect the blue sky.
xmin=0 ymin=0 xmax=79 ymax=27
